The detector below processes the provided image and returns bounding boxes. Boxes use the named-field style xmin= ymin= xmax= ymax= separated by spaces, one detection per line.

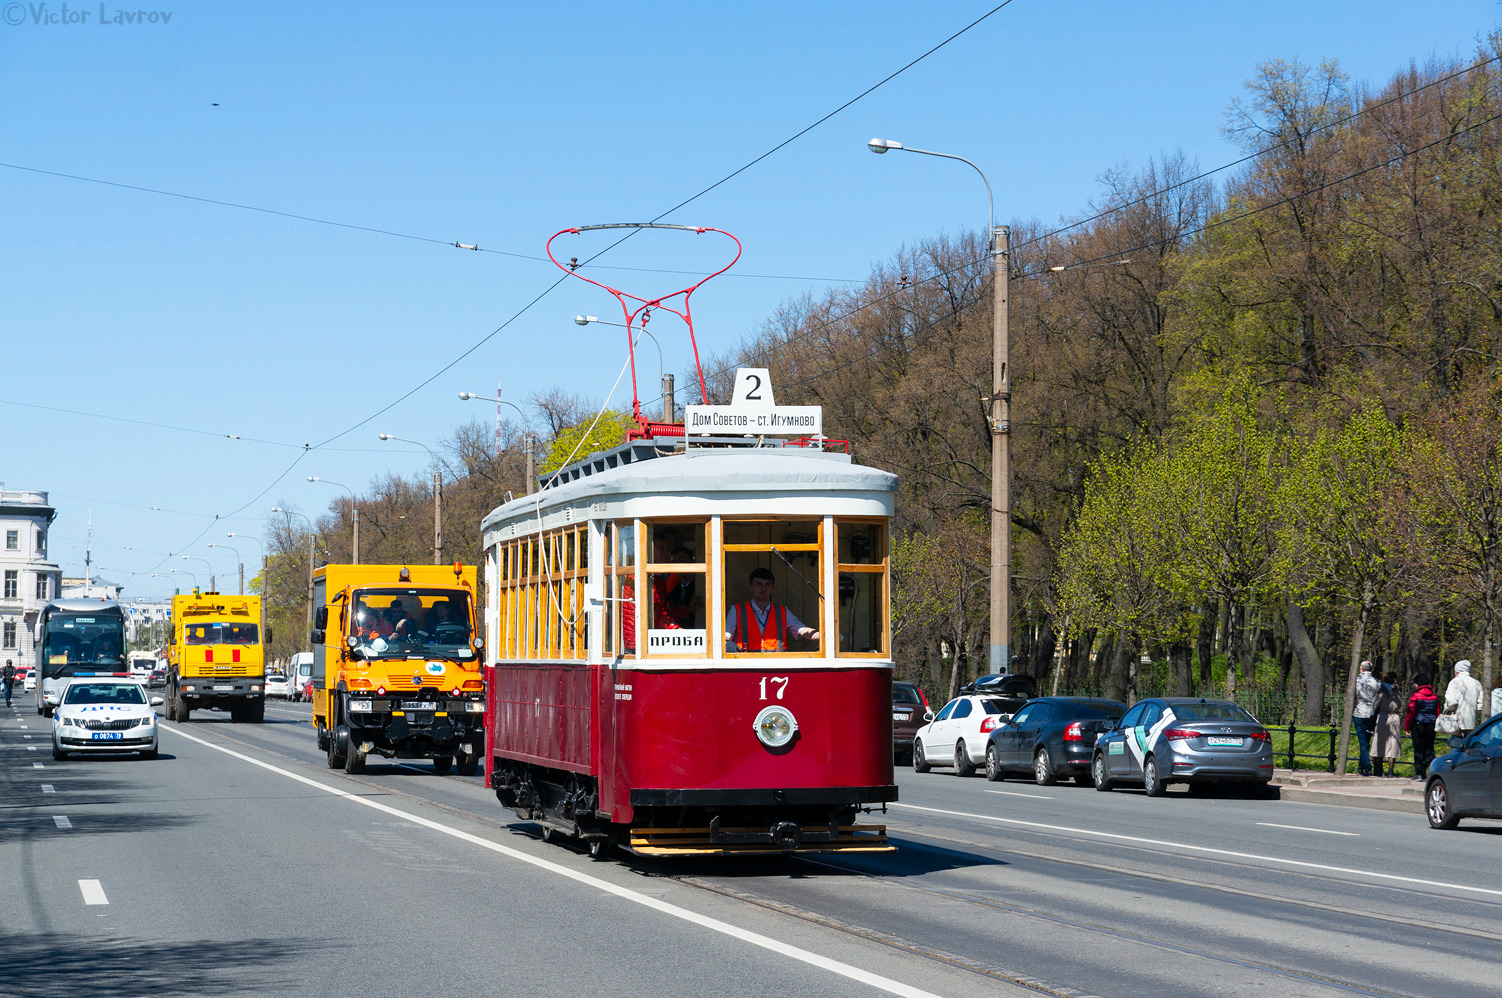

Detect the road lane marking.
xmin=1256 ymin=822 xmax=1359 ymax=837
xmin=41 ymin=785 xmax=54 ymax=792
xmin=78 ymin=880 xmax=108 ymax=905
xmin=23 ymin=734 xmax=32 ymax=738
xmin=53 ymin=816 xmax=72 ymax=829
xmin=32 ymin=763 xmax=43 ymax=769
xmin=892 ymin=802 xmax=1502 ymax=898
xmin=985 ymin=790 xmax=1054 ymax=800
xmin=27 ymin=746 xmax=37 ymax=751
xmin=163 ymin=724 xmax=945 ymax=998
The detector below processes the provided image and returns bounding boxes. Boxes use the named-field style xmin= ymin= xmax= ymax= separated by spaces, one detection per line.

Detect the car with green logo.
xmin=1091 ymin=698 xmax=1273 ymax=796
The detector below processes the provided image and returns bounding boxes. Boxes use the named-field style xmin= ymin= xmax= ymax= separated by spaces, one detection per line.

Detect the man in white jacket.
xmin=1444 ymin=660 xmax=1485 ymax=737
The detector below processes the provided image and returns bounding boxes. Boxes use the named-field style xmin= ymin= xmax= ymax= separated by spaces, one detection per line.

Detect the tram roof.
xmin=482 ymin=438 xmax=896 ymax=531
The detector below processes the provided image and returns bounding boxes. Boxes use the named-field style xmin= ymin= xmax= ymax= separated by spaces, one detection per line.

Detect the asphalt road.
xmin=3 ymin=697 xmax=1498 ymax=998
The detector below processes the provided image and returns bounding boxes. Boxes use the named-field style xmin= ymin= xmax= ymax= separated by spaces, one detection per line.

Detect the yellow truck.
xmin=309 ymin=563 xmax=485 ymax=775
xmin=166 ymin=592 xmax=266 ymax=723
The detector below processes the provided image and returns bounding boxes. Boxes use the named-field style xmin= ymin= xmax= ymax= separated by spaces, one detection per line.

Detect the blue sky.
xmin=3 ymin=0 xmax=1498 ymax=596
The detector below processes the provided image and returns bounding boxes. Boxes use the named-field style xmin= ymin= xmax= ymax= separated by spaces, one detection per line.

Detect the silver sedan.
xmin=1092 ymin=698 xmax=1274 ymax=796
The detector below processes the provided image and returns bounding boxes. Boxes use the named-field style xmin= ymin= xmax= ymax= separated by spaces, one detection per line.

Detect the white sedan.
xmin=52 ymin=679 xmax=163 ymax=760
xmin=912 ymin=694 xmax=1015 ymax=776
xmin=265 ymin=674 xmax=293 ymax=699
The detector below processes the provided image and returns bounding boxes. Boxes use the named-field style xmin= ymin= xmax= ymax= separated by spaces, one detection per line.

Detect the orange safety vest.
xmin=735 ymin=602 xmax=786 ymax=652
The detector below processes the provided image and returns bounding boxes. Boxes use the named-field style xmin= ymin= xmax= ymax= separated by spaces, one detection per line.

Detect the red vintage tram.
xmin=481 ymin=224 xmax=897 ymax=856
xmin=481 ymin=425 xmax=898 ymax=856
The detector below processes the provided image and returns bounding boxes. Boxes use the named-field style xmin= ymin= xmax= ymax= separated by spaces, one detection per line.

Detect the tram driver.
xmin=725 ymin=567 xmax=820 ymax=652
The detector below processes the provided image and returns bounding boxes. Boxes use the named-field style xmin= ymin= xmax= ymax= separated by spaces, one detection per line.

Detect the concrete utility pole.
xmin=869 ymin=136 xmax=1010 ymax=674
xmin=664 ymin=373 xmax=675 ymax=423
xmin=433 ymin=468 xmax=443 ymax=565
xmin=525 ymin=434 xmax=536 ymax=494
xmin=991 ymin=224 xmax=1011 ymax=676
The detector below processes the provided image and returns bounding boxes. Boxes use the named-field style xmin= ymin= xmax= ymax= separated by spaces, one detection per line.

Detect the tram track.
xmin=173 ymin=714 xmax=1491 ymax=998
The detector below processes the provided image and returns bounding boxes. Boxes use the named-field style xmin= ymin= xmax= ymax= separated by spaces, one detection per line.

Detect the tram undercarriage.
xmin=491 ymin=759 xmax=891 ymax=857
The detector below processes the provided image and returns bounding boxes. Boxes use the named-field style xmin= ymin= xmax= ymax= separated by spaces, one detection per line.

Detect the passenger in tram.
xmin=650 ymin=530 xmax=699 ymax=629
xmin=725 ymin=568 xmax=820 ymax=651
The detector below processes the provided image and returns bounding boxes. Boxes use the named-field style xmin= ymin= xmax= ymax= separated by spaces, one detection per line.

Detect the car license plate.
xmin=213 ymin=684 xmax=233 ymax=691
xmin=402 ymin=701 xmax=434 ymax=710
xmin=91 ymin=732 xmax=123 ymax=741
xmin=893 ymin=712 xmax=911 ymax=721
xmin=1207 ymin=736 xmax=1243 ymax=747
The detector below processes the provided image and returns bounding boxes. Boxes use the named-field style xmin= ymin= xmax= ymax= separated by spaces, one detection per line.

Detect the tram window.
xmin=723 ymin=519 xmax=822 ymax=655
xmin=644 ymin=523 xmax=707 ymax=655
xmin=836 ymin=519 xmax=888 ymax=657
xmin=605 ymin=521 xmax=637 ymax=659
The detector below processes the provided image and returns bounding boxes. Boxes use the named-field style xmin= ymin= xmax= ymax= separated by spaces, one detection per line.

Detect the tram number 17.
xmin=759 ymin=676 xmax=789 ymax=700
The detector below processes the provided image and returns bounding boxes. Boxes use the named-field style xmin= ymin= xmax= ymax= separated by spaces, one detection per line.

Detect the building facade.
xmin=0 ymin=488 xmax=62 ymax=673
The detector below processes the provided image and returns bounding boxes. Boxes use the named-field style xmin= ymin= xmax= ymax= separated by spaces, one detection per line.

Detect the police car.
xmin=51 ymin=679 xmax=163 ymax=760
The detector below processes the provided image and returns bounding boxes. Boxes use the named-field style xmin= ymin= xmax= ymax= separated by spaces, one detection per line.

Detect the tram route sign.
xmin=684 ymin=367 xmax=823 ymax=436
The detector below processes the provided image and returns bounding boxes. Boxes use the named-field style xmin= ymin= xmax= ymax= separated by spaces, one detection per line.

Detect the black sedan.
xmin=1425 ymin=713 xmax=1502 ymax=829
xmin=985 ymin=697 xmax=1127 ymax=785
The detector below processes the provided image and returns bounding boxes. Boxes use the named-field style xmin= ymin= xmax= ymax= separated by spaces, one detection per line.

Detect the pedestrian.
xmin=1352 ymin=660 xmax=1380 ymax=776
xmin=1405 ymin=675 xmax=1440 ymax=781
xmin=1492 ymin=674 xmax=1502 ymax=720
xmin=1444 ymin=659 xmax=1485 ymax=737
xmin=1373 ymin=672 xmax=1404 ymax=777
xmin=1 ymin=659 xmax=13 ymax=707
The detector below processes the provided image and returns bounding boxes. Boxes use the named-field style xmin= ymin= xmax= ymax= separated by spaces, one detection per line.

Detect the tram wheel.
xmin=588 ymin=838 xmax=613 ymax=860
xmin=540 ymin=825 xmax=553 ymax=843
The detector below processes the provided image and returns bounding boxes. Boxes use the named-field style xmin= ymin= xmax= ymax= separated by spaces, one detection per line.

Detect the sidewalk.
xmin=1270 ymin=768 xmax=1425 ymax=814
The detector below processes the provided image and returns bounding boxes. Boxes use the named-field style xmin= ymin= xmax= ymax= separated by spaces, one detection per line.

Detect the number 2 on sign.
xmin=758 ymin=676 xmax=789 ymax=700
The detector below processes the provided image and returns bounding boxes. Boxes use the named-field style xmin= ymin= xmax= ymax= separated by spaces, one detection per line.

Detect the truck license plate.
xmin=402 ymin=701 xmax=434 ymax=710
xmin=91 ymin=732 xmax=123 ymax=741
xmin=213 ymin=685 xmax=233 ymax=691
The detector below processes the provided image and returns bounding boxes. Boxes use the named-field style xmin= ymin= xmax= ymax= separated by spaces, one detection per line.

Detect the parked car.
xmin=1092 ymin=698 xmax=1274 ymax=796
xmin=1425 ymin=713 xmax=1502 ymax=829
xmin=892 ymin=680 xmax=932 ymax=763
xmin=985 ymin=697 xmax=1127 ymax=785
xmin=913 ymin=693 xmax=1019 ymax=776
xmin=51 ymin=678 xmax=163 ymax=760
xmin=958 ymin=673 xmax=1037 ymax=711
xmin=265 ymin=673 xmax=292 ymax=699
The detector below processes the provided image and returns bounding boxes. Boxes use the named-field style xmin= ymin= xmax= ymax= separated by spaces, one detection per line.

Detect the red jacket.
xmin=1404 ymin=684 xmax=1438 ymax=732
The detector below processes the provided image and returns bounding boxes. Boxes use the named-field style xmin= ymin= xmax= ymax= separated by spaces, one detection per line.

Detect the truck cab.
xmin=309 ymin=563 xmax=485 ymax=775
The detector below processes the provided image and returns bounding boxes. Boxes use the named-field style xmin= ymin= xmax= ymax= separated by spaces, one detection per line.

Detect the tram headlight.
xmin=753 ymin=705 xmax=798 ymax=749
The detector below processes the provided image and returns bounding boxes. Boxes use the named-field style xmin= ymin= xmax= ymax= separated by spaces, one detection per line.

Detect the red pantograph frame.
xmin=547 ymin=224 xmax=742 ymax=426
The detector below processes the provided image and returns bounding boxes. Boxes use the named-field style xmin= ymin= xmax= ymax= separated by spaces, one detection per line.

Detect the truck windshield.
xmin=42 ymin=612 xmax=127 ymax=677
xmin=349 ymin=589 xmax=473 ymax=660
xmin=184 ymin=623 xmax=259 ymax=645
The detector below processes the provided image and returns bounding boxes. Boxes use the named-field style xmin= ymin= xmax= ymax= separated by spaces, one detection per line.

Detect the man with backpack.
xmin=1405 ymin=675 xmax=1440 ymax=781
xmin=2 ymin=660 xmax=14 ymax=707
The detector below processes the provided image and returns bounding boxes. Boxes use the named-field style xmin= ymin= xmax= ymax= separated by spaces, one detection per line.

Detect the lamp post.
xmin=459 ymin=392 xmax=535 ymax=494
xmin=208 ymin=542 xmax=243 ymax=595
xmin=869 ymin=136 xmax=1011 ymax=676
xmin=576 ymin=315 xmax=675 ymax=423
xmin=180 ymin=555 xmax=215 ymax=593
xmin=225 ymin=532 xmax=266 ymax=658
xmin=169 ymin=568 xmax=198 ymax=590
xmin=308 ymin=477 xmax=358 ymax=564
xmin=271 ymin=507 xmax=317 ymax=646
xmin=379 ymin=434 xmax=443 ymax=564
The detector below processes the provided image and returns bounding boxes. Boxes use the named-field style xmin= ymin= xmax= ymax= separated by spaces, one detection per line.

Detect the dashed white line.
xmin=23 ymin=734 xmax=33 ymax=739
xmin=53 ymin=815 xmax=72 ymax=829
xmin=78 ymin=879 xmax=108 ymax=905
xmin=41 ymin=784 xmax=54 ymax=793
xmin=27 ymin=746 xmax=37 ymax=751
xmin=1256 ymin=822 xmax=1359 ymax=837
xmin=164 ymin=723 xmax=946 ymax=998
xmin=32 ymin=762 xmax=44 ymax=769
xmin=985 ymin=790 xmax=1055 ymax=800
xmin=892 ymin=802 xmax=1502 ymax=898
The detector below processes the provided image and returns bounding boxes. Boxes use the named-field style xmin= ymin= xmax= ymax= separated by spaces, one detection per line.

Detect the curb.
xmin=1275 ymin=786 xmax=1424 ymax=815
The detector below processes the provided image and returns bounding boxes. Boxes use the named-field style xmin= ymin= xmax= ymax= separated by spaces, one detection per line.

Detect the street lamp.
xmin=459 ymin=392 xmax=536 ymax=494
xmin=576 ymin=315 xmax=675 ymax=423
xmin=870 ymin=136 xmax=1011 ymax=676
xmin=308 ymin=476 xmax=359 ymax=564
xmin=169 ymin=567 xmax=198 ymax=589
xmin=271 ymin=507 xmax=318 ymax=646
xmin=208 ymin=542 xmax=243 ymax=595
xmin=180 ymin=555 xmax=215 ymax=592
xmin=378 ymin=434 xmax=443 ymax=564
